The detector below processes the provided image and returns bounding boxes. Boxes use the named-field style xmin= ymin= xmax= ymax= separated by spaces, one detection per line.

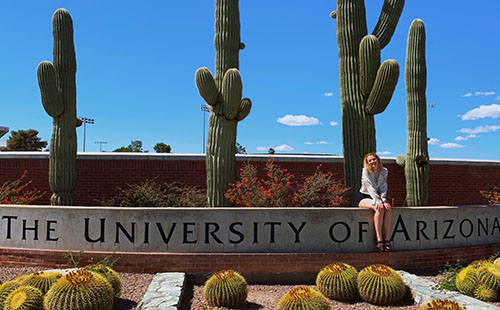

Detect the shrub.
xmin=0 ymin=171 xmax=44 ymax=205
xmin=433 ymin=261 xmax=463 ymax=291
xmin=480 ymin=186 xmax=500 ymax=204
xmin=225 ymin=160 xmax=348 ymax=207
xmin=99 ymin=178 xmax=206 ymax=207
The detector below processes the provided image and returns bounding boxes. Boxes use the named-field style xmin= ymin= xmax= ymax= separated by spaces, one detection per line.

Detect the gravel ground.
xmin=0 ymin=266 xmax=155 ymax=310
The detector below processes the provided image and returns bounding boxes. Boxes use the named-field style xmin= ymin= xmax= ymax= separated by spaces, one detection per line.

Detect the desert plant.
xmin=83 ymin=264 xmax=121 ymax=298
xmin=293 ymin=167 xmax=349 ymax=207
xmin=473 ymin=284 xmax=498 ymax=302
xmin=37 ymin=8 xmax=80 ymax=206
xmin=0 ymin=281 xmax=22 ymax=309
xmin=44 ymin=269 xmax=114 ymax=310
xmin=195 ymin=0 xmax=252 ymax=207
xmin=357 ymin=264 xmax=406 ymax=305
xmin=418 ymin=299 xmax=465 ymax=310
xmin=17 ymin=271 xmax=62 ymax=294
xmin=433 ymin=261 xmax=463 ymax=291
xmin=276 ymin=286 xmax=330 ymax=310
xmin=332 ymin=0 xmax=403 ymax=200
xmin=455 ymin=265 xmax=478 ymax=296
xmin=203 ymin=270 xmax=247 ymax=308
xmin=316 ymin=262 xmax=358 ymax=300
xmin=0 ymin=171 xmax=44 ymax=205
xmin=396 ymin=19 xmax=429 ymax=206
xmin=4 ymin=286 xmax=43 ymax=310
xmin=480 ymin=186 xmax=500 ymax=204
xmin=477 ymin=263 xmax=500 ymax=291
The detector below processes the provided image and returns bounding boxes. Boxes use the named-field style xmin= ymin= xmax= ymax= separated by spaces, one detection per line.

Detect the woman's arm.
xmin=362 ymin=168 xmax=383 ymax=205
xmin=379 ymin=168 xmax=388 ymax=202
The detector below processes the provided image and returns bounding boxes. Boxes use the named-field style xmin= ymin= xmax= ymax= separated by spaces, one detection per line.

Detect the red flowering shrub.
xmin=292 ymin=166 xmax=349 ymax=207
xmin=480 ymin=187 xmax=500 ymax=204
xmin=225 ymin=161 xmax=348 ymax=207
xmin=0 ymin=171 xmax=44 ymax=204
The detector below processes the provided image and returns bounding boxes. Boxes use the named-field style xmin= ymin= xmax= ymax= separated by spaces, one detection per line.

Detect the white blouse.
xmin=360 ymin=167 xmax=388 ymax=205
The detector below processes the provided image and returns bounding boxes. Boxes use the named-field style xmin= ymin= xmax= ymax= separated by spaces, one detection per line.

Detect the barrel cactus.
xmin=0 ymin=281 xmax=22 ymax=309
xmin=44 ymin=269 xmax=114 ymax=310
xmin=477 ymin=263 xmax=500 ymax=291
xmin=473 ymin=284 xmax=498 ymax=302
xmin=37 ymin=8 xmax=80 ymax=206
xmin=17 ymin=271 xmax=62 ymax=295
xmin=316 ymin=262 xmax=358 ymax=300
xmin=357 ymin=264 xmax=406 ymax=305
xmin=4 ymin=286 xmax=43 ymax=310
xmin=418 ymin=299 xmax=465 ymax=310
xmin=332 ymin=0 xmax=403 ymax=200
xmin=203 ymin=270 xmax=248 ymax=308
xmin=195 ymin=0 xmax=252 ymax=206
xmin=455 ymin=265 xmax=479 ymax=296
xmin=396 ymin=19 xmax=429 ymax=206
xmin=83 ymin=264 xmax=121 ymax=298
xmin=276 ymin=286 xmax=330 ymax=310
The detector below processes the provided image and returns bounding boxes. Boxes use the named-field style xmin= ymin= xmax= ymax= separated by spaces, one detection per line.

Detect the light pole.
xmin=201 ymin=104 xmax=209 ymax=153
xmin=95 ymin=141 xmax=107 ymax=152
xmin=80 ymin=117 xmax=94 ymax=152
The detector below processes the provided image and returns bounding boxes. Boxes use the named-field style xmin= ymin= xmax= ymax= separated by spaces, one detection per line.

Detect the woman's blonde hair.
xmin=363 ymin=152 xmax=383 ymax=172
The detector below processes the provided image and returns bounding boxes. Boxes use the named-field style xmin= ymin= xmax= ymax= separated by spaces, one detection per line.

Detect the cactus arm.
xmin=365 ymin=59 xmax=399 ymax=114
xmin=37 ymin=61 xmax=64 ymax=117
xmin=236 ymin=98 xmax=251 ymax=121
xmin=404 ymin=19 xmax=429 ymax=206
xmin=221 ymin=68 xmax=242 ymax=120
xmin=396 ymin=155 xmax=406 ymax=167
xmin=359 ymin=35 xmax=381 ymax=96
xmin=52 ymin=9 xmax=76 ymax=73
xmin=196 ymin=67 xmax=219 ymax=106
xmin=371 ymin=0 xmax=405 ymax=49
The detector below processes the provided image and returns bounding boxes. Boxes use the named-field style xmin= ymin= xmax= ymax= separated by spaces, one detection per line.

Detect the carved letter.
xmin=229 ymin=222 xmax=244 ymax=244
xmin=157 ymin=222 xmax=177 ymax=244
xmin=288 ymin=222 xmax=306 ymax=243
xmin=183 ymin=223 xmax=197 ymax=244
xmin=329 ymin=222 xmax=351 ymax=243
xmin=492 ymin=217 xmax=500 ymax=235
xmin=115 ymin=222 xmax=135 ymax=243
xmin=358 ymin=222 xmax=369 ymax=242
xmin=478 ymin=218 xmax=488 ymax=237
xmin=264 ymin=222 xmax=281 ymax=243
xmin=416 ymin=221 xmax=430 ymax=241
xmin=2 ymin=216 xmax=17 ymax=239
xmin=390 ymin=215 xmax=410 ymax=241
xmin=46 ymin=220 xmax=58 ymax=241
xmin=443 ymin=219 xmax=455 ymax=239
xmin=205 ymin=222 xmax=223 ymax=244
xmin=84 ymin=218 xmax=105 ymax=243
xmin=22 ymin=220 xmax=38 ymax=240
xmin=459 ymin=219 xmax=473 ymax=238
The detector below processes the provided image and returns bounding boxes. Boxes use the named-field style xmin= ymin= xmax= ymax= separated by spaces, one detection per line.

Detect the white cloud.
xmin=440 ymin=143 xmax=464 ymax=149
xmin=256 ymin=146 xmax=268 ymax=151
xmin=324 ymin=92 xmax=334 ymax=97
xmin=330 ymin=121 xmax=338 ymax=126
xmin=454 ymin=136 xmax=467 ymax=141
xmin=458 ymin=125 xmax=500 ymax=134
xmin=462 ymin=91 xmax=496 ymax=97
xmin=277 ymin=115 xmax=320 ymax=126
xmin=497 ymin=96 xmax=500 ymax=101
xmin=275 ymin=144 xmax=294 ymax=151
xmin=461 ymin=104 xmax=500 ymax=120
xmin=378 ymin=151 xmax=391 ymax=155
xmin=305 ymin=141 xmax=331 ymax=145
xmin=467 ymin=134 xmax=478 ymax=138
xmin=428 ymin=138 xmax=440 ymax=145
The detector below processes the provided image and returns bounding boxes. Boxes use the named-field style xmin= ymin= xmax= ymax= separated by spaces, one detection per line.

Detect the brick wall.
xmin=1 ymin=244 xmax=499 ymax=275
xmin=0 ymin=153 xmax=499 ymax=206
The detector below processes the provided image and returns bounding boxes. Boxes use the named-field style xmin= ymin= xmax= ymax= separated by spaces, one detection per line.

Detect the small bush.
xmin=293 ymin=166 xmax=349 ymax=207
xmin=99 ymin=179 xmax=206 ymax=207
xmin=480 ymin=186 xmax=500 ymax=204
xmin=433 ymin=261 xmax=463 ymax=291
xmin=0 ymin=171 xmax=44 ymax=205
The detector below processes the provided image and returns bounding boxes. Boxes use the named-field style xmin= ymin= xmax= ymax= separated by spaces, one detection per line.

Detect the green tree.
xmin=1 ymin=129 xmax=47 ymax=151
xmin=154 ymin=142 xmax=171 ymax=153
xmin=235 ymin=142 xmax=246 ymax=154
xmin=268 ymin=148 xmax=275 ymax=154
xmin=113 ymin=140 xmax=145 ymax=152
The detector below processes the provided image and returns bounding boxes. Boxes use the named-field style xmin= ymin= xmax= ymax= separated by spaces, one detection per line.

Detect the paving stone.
xmin=137 ymin=272 xmax=186 ymax=310
xmin=398 ymin=270 xmax=500 ymax=310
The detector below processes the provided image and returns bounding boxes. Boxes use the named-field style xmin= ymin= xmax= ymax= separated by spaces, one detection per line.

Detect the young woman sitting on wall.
xmin=355 ymin=152 xmax=392 ymax=252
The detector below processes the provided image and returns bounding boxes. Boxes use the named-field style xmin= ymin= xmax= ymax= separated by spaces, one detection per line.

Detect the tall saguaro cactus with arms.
xmin=333 ymin=0 xmax=404 ymax=201
xmin=196 ymin=0 xmax=252 ymax=207
xmin=396 ymin=19 xmax=429 ymax=206
xmin=37 ymin=9 xmax=80 ymax=206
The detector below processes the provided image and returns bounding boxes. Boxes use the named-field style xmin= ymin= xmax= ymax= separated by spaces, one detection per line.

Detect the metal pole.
xmin=201 ymin=105 xmax=209 ymax=154
xmin=83 ymin=122 xmax=86 ymax=152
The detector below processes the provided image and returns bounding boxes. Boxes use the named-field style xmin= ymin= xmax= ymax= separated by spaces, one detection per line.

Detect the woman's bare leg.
xmin=383 ymin=205 xmax=392 ymax=240
xmin=359 ymin=198 xmax=384 ymax=242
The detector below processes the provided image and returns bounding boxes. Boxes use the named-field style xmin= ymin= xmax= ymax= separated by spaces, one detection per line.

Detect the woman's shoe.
xmin=376 ymin=240 xmax=385 ymax=252
xmin=384 ymin=240 xmax=391 ymax=251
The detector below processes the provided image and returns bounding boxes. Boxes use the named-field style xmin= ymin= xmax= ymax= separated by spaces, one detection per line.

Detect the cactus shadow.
xmin=114 ymin=299 xmax=137 ymax=310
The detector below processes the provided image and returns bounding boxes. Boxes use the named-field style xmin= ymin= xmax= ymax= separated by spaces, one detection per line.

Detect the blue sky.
xmin=0 ymin=1 xmax=499 ymax=160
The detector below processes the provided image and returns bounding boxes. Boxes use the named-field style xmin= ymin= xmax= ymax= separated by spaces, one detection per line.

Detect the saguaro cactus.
xmin=333 ymin=0 xmax=404 ymax=201
xmin=37 ymin=9 xmax=80 ymax=206
xmin=396 ymin=19 xmax=429 ymax=206
xmin=196 ymin=0 xmax=251 ymax=207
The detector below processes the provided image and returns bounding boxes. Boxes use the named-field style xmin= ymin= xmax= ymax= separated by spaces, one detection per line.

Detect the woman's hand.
xmin=376 ymin=203 xmax=384 ymax=211
xmin=382 ymin=202 xmax=392 ymax=210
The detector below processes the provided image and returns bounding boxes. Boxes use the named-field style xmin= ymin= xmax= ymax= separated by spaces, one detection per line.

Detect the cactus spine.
xmin=316 ymin=262 xmax=358 ymax=301
xmin=17 ymin=271 xmax=62 ymax=294
xmin=334 ymin=0 xmax=403 ymax=201
xmin=4 ymin=286 xmax=44 ymax=310
xmin=0 ymin=281 xmax=22 ymax=309
xmin=196 ymin=0 xmax=252 ymax=206
xmin=83 ymin=264 xmax=121 ymax=298
xmin=203 ymin=270 xmax=248 ymax=308
xmin=37 ymin=8 xmax=79 ymax=206
xmin=357 ymin=264 xmax=407 ymax=305
xmin=396 ymin=19 xmax=429 ymax=206
xmin=276 ymin=286 xmax=330 ymax=310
